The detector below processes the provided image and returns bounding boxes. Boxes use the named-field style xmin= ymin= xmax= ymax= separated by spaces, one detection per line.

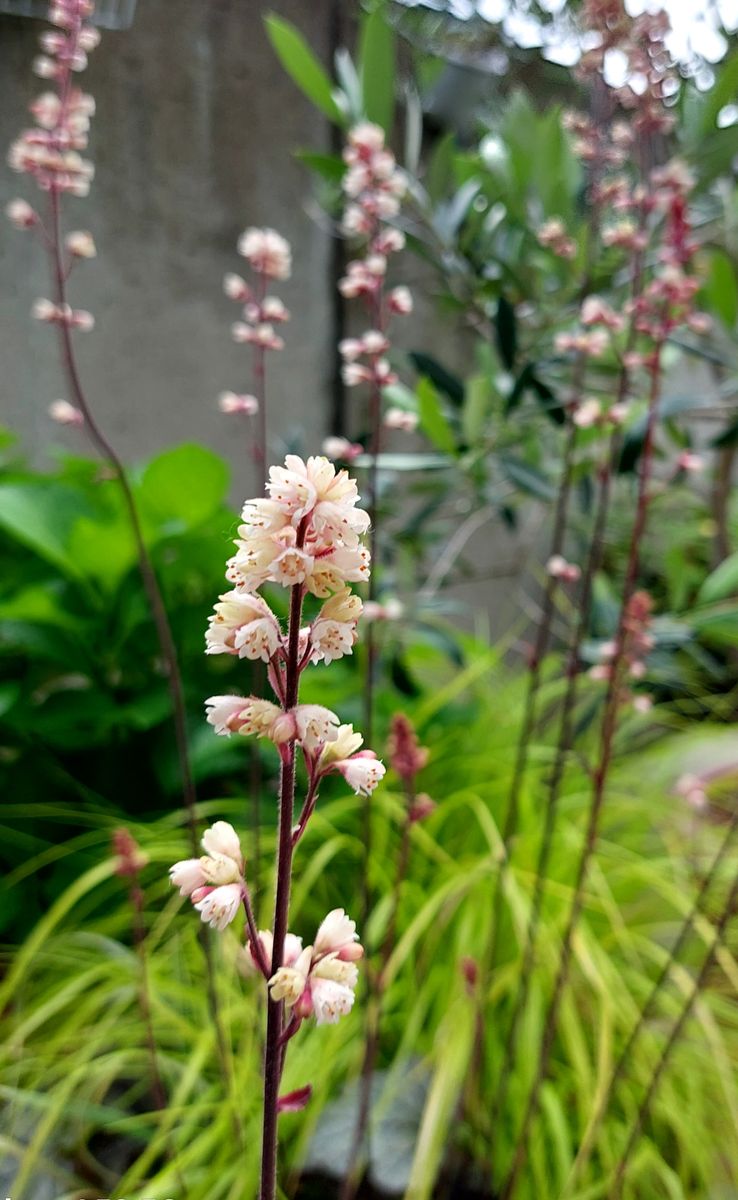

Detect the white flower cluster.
xmin=7 ymin=1 xmax=97 ymax=201
xmin=258 ymin=908 xmax=363 ymax=1026
xmin=203 ymin=453 xmax=386 ymax=797
xmin=337 ymin=122 xmax=414 ymax=427
xmin=170 ymin=820 xmax=245 ymax=931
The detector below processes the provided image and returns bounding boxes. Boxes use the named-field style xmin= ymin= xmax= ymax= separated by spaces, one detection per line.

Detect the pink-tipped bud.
xmin=224 ymin=272 xmax=250 ymax=302
xmin=49 ymin=399 xmax=84 ymax=426
xmin=6 ymin=198 xmax=36 ymax=229
xmin=384 ymin=407 xmax=418 ymax=432
xmin=388 ymin=285 xmax=413 ymax=315
xmin=293 ymin=990 xmax=314 ymax=1020
xmin=218 ymin=391 xmax=259 ymax=416
xmin=387 ymin=713 xmax=429 ymax=784
xmin=461 ymin=956 xmax=479 ymax=992
xmin=112 ymin=827 xmax=148 ymax=877
xmin=676 ymin=450 xmax=703 ymax=473
xmin=322 ymin=436 xmax=363 ymax=463
xmin=409 ymin=793 xmax=436 ymax=824
xmin=65 ymin=230 xmax=96 ymax=258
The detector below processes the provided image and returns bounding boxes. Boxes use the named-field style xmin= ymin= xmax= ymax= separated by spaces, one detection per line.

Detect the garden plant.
xmin=2 ymin=1 xmax=738 ymax=1199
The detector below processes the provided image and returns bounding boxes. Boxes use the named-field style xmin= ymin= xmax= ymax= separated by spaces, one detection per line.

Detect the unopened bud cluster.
xmin=219 ymin=227 xmax=292 ymax=416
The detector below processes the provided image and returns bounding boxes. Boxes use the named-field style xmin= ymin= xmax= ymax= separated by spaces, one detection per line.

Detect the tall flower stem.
xmin=249 ymin=273 xmax=268 ymax=910
xmin=260 ymin=578 xmax=304 ymax=1200
xmin=341 ymin=780 xmax=415 ymax=1200
xmin=47 ymin=186 xmax=198 ymax=850
xmin=499 ymin=342 xmax=665 ymax=1200
xmin=610 ymin=864 xmax=738 ymax=1199
xmin=46 ymin=184 xmax=237 ymax=1140
xmin=564 ymin=804 xmax=738 ymax=1191
xmin=485 ymin=414 xmax=579 ymax=982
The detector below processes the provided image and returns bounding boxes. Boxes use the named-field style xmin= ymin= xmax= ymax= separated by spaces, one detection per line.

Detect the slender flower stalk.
xmin=484 ymin=73 xmax=623 ymax=991
xmin=499 ymin=145 xmax=706 ymax=1200
xmin=6 ymin=0 xmax=239 ymax=1131
xmin=221 ymin=227 xmax=292 ymax=905
xmin=340 ymin=714 xmax=432 ymax=1200
xmin=564 ymin=789 xmax=738 ymax=1190
xmin=610 ymin=862 xmax=738 ymax=1197
xmin=112 ymin=829 xmax=166 ymax=1112
xmin=336 ymin=119 xmax=410 ymax=751
xmin=175 ymin=453 xmax=385 ymax=1199
xmin=490 ymin=208 xmax=650 ymax=1133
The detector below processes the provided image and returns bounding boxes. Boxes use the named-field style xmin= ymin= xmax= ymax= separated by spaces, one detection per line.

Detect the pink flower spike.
xmin=278 ymin=1085 xmax=312 ymax=1114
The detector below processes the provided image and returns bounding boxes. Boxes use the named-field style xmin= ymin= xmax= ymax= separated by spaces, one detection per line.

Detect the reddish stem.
xmin=259 ymin=576 xmax=304 ymax=1200
xmin=499 ymin=341 xmax=665 ymax=1200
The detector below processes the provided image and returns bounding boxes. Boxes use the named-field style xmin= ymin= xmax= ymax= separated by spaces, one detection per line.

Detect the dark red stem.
xmin=259 ymin=577 xmax=304 ymax=1200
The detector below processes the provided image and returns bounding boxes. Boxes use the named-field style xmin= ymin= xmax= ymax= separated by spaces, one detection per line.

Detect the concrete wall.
xmin=1 ymin=0 xmax=341 ymax=496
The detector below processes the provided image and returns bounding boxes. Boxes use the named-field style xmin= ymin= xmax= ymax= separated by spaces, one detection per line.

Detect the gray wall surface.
xmin=1 ymin=0 xmax=342 ymax=496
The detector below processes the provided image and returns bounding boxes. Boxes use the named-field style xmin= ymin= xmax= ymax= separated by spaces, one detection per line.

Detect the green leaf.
xmin=410 ymin=353 xmax=465 ymax=406
xmin=704 ymin=249 xmax=738 ymax=329
xmin=425 ymin=131 xmax=456 ymax=205
xmin=495 ymin=296 xmax=518 ymax=370
xmin=462 ymin=374 xmax=493 ymax=444
xmin=691 ymin=602 xmax=738 ymax=648
xmin=500 ymin=455 xmax=555 ymax=501
xmin=264 ymin=14 xmax=343 ymax=123
xmin=0 ymin=482 xmax=88 ymax=580
xmin=417 ymin=378 xmax=457 ymax=455
xmin=138 ymin=444 xmax=229 ymax=531
xmin=505 ymin=364 xmax=564 ymax=425
xmin=294 ymin=149 xmax=345 ymax=182
xmin=697 ymin=553 xmax=738 ymax=606
xmin=358 ymin=4 xmax=395 ymax=133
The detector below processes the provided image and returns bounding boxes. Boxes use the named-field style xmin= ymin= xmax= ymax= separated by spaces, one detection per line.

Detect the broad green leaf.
xmin=409 ymin=353 xmax=465 ymax=406
xmin=358 ymin=4 xmax=395 ymax=132
xmin=417 ymin=378 xmax=457 ymax=455
xmin=138 ymin=443 xmax=229 ymax=530
xmin=0 ymin=482 xmax=88 ymax=580
xmin=264 ymin=14 xmax=344 ymax=123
